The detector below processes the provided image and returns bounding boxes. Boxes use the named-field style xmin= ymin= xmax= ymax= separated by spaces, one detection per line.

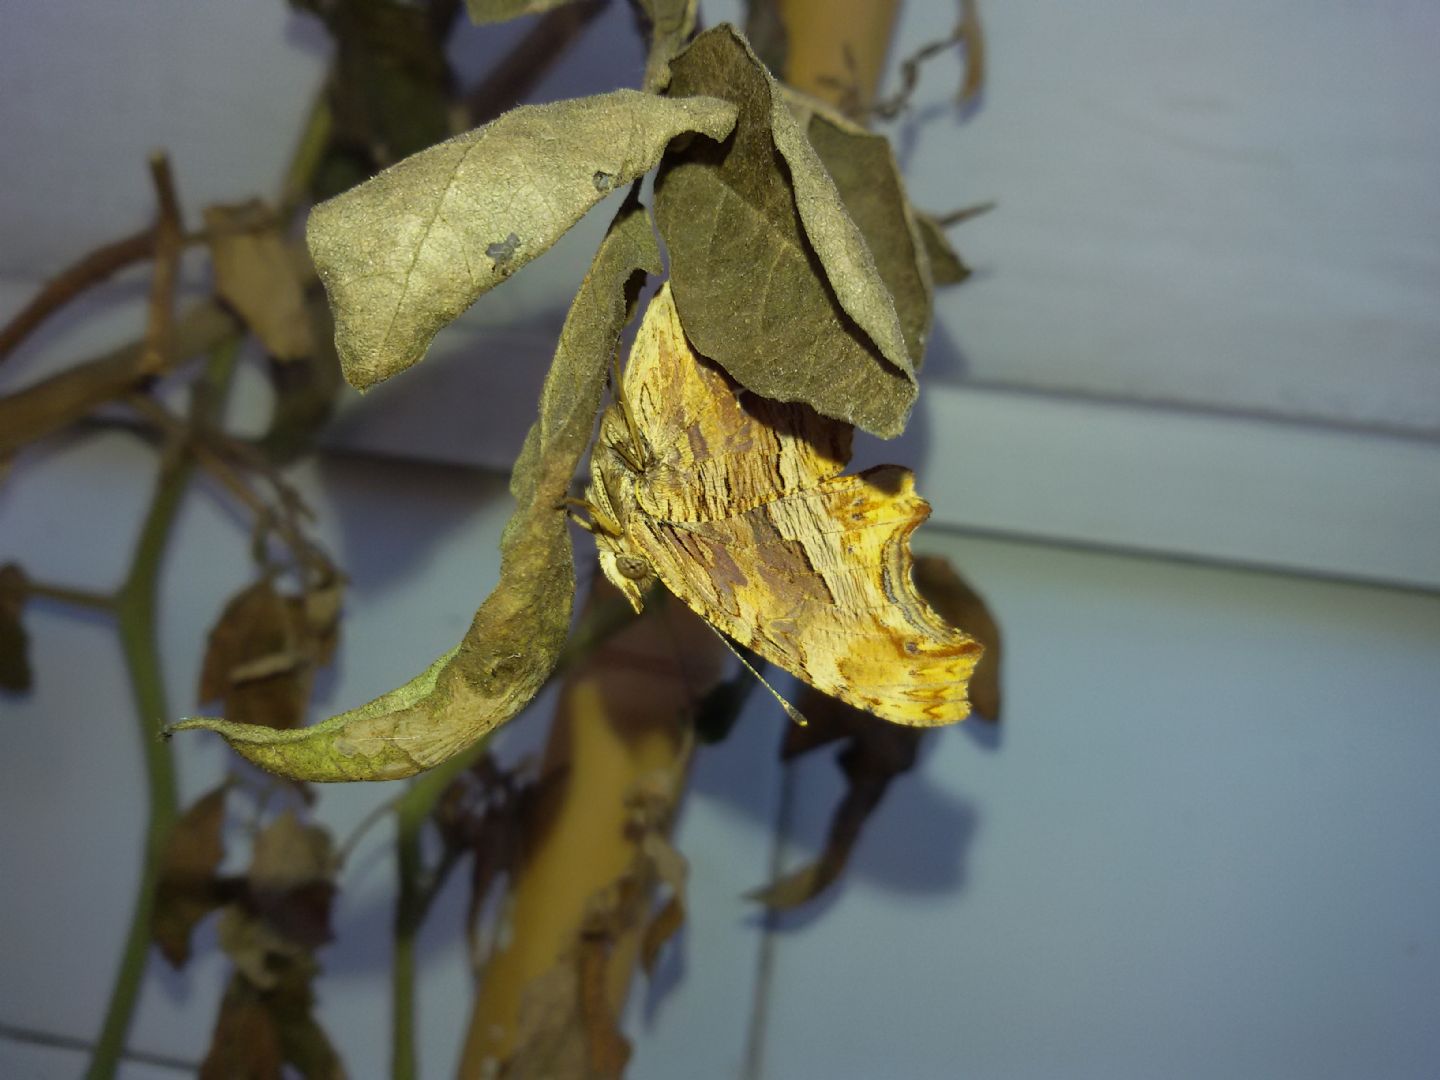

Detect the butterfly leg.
xmin=561 ymin=497 xmax=623 ymax=538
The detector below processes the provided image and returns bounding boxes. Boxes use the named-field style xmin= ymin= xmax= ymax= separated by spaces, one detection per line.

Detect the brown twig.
xmin=861 ymin=0 xmax=987 ymax=121
xmin=463 ymin=1 xmax=608 ymax=126
xmin=125 ymin=393 xmax=324 ymax=578
xmin=0 ymin=301 xmax=239 ymax=457
xmin=0 ymin=229 xmax=156 ymax=365
xmin=138 ymin=154 xmax=184 ymax=376
xmin=936 ymin=200 xmax=997 ymax=227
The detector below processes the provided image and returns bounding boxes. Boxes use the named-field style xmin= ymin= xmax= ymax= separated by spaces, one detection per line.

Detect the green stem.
xmin=390 ymin=739 xmax=490 ymax=1080
xmin=85 ymin=340 xmax=240 ymax=1080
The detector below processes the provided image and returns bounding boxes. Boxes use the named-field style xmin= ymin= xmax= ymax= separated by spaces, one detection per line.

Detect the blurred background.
xmin=2 ymin=2 xmax=1439 ymax=1077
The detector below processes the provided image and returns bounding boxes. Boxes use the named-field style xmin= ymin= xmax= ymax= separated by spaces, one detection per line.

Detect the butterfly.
xmin=578 ymin=283 xmax=980 ymax=726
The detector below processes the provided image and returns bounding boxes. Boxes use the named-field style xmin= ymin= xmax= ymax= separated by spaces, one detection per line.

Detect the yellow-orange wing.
xmin=612 ymin=286 xmax=980 ymax=727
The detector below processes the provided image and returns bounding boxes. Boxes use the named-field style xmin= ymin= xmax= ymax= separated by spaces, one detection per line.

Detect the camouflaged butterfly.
xmin=576 ymin=284 xmax=981 ymax=727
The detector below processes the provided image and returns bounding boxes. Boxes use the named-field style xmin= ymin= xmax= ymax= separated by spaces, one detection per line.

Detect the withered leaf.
xmin=637 ymin=0 xmax=697 ymax=91
xmin=197 ymin=580 xmax=323 ymax=733
xmin=172 ymin=193 xmax=662 ymax=781
xmin=805 ymin=108 xmax=933 ymax=369
xmin=750 ymin=688 xmax=925 ymax=910
xmin=200 ymin=974 xmax=285 ymax=1080
xmin=306 ymin=90 xmax=735 ymax=391
xmin=656 ymin=25 xmax=916 ymax=437
xmin=206 ymin=200 xmax=315 ymax=362
xmin=201 ymin=963 xmax=343 ymax=1080
xmin=915 ymin=212 xmax=972 ymax=287
xmin=153 ymin=784 xmax=230 ymax=968
xmin=465 ymin=0 xmax=585 ymax=24
xmin=0 ymin=563 xmax=32 ymax=693
xmin=913 ymin=555 xmax=1002 ymax=722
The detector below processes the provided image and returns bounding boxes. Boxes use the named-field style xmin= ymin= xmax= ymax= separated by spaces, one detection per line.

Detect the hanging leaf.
xmin=197 ymin=579 xmax=339 ymax=733
xmin=152 ymin=783 xmax=231 ymax=968
xmin=637 ymin=0 xmax=698 ymax=91
xmin=750 ymin=689 xmax=925 ymax=910
xmin=205 ymin=200 xmax=315 ymax=362
xmin=200 ymin=974 xmax=286 ymax=1080
xmin=804 ymin=107 xmax=933 ymax=369
xmin=306 ymin=90 xmax=735 ymax=390
xmin=913 ymin=555 xmax=1002 ymax=722
xmin=0 ymin=563 xmax=31 ymax=693
xmin=172 ymin=193 xmax=662 ymax=781
xmin=914 ymin=212 xmax=972 ymax=286
xmin=465 ymin=0 xmax=586 ymax=24
xmin=655 ymin=25 xmax=915 ymax=437
xmin=201 ymin=963 xmax=343 ymax=1080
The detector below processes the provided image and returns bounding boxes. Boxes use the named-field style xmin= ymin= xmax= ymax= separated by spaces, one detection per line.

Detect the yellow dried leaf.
xmin=206 ymin=200 xmax=315 ymax=361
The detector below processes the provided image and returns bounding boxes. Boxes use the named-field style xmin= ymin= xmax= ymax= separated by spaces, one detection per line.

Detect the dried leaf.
xmin=656 ymin=25 xmax=916 ymax=437
xmin=466 ymin=0 xmax=585 ymax=24
xmin=219 ymin=906 xmax=307 ymax=991
xmin=751 ymin=689 xmax=924 ymax=910
xmin=206 ymin=201 xmax=315 ymax=361
xmin=247 ymin=810 xmax=337 ymax=952
xmin=638 ymin=829 xmax=686 ymax=973
xmin=200 ymin=974 xmax=285 ymax=1080
xmin=914 ymin=555 xmax=1002 ymax=721
xmin=637 ymin=0 xmax=697 ymax=91
xmin=306 ymin=90 xmax=736 ymax=390
xmin=0 ymin=563 xmax=31 ymax=693
xmin=201 ymin=964 xmax=343 ymax=1080
xmin=173 ymin=193 xmax=662 ymax=781
xmin=153 ymin=784 xmax=230 ymax=968
xmin=805 ymin=109 xmax=933 ymax=369
xmin=915 ymin=212 xmax=971 ymax=286
xmin=197 ymin=581 xmax=317 ymax=732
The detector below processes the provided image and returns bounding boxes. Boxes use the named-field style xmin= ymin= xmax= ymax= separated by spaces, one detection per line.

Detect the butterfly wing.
xmin=629 ymin=464 xmax=981 ymax=726
xmin=619 ymin=284 xmax=852 ymax=523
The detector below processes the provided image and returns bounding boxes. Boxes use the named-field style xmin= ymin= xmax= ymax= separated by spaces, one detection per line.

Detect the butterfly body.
xmin=584 ymin=284 xmax=980 ymax=727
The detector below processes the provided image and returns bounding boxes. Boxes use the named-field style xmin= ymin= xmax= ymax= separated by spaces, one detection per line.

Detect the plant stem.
xmin=85 ymin=339 xmax=239 ymax=1080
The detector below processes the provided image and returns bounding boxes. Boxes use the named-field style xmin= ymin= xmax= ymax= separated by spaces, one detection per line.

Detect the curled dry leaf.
xmin=201 ymin=964 xmax=344 ymax=1080
xmin=205 ymin=200 xmax=315 ymax=361
xmin=803 ymin=104 xmax=933 ymax=370
xmin=751 ymin=688 xmax=926 ymax=910
xmin=197 ymin=578 xmax=340 ymax=733
xmin=656 ymin=25 xmax=916 ymax=437
xmin=0 ymin=563 xmax=32 ymax=693
xmin=152 ymin=783 xmax=230 ymax=968
xmin=172 ymin=193 xmax=662 ymax=781
xmin=306 ymin=89 xmax=735 ymax=391
xmin=914 ymin=212 xmax=972 ymax=287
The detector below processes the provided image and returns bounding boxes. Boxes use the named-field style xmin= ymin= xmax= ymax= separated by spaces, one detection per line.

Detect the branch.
xmin=0 ymin=228 xmax=155 ymax=365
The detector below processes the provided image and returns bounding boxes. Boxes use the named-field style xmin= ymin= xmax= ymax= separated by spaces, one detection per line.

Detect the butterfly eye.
xmin=615 ymin=555 xmax=651 ymax=581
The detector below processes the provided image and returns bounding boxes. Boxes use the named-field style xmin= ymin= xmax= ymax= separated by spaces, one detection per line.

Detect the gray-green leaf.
xmin=655 ymin=25 xmax=915 ymax=437
xmin=804 ymin=106 xmax=933 ymax=370
xmin=172 ymin=194 xmax=662 ymax=781
xmin=307 ymin=90 xmax=735 ymax=391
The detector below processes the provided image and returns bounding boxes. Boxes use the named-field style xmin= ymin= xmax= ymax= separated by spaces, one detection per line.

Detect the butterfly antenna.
xmin=705 ymin=624 xmax=808 ymax=727
xmin=610 ymin=345 xmax=649 ymax=469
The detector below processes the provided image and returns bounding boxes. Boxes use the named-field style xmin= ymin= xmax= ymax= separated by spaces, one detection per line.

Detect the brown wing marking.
xmin=622 ymin=284 xmax=850 ymax=523
xmin=631 ymin=465 xmax=981 ymax=726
